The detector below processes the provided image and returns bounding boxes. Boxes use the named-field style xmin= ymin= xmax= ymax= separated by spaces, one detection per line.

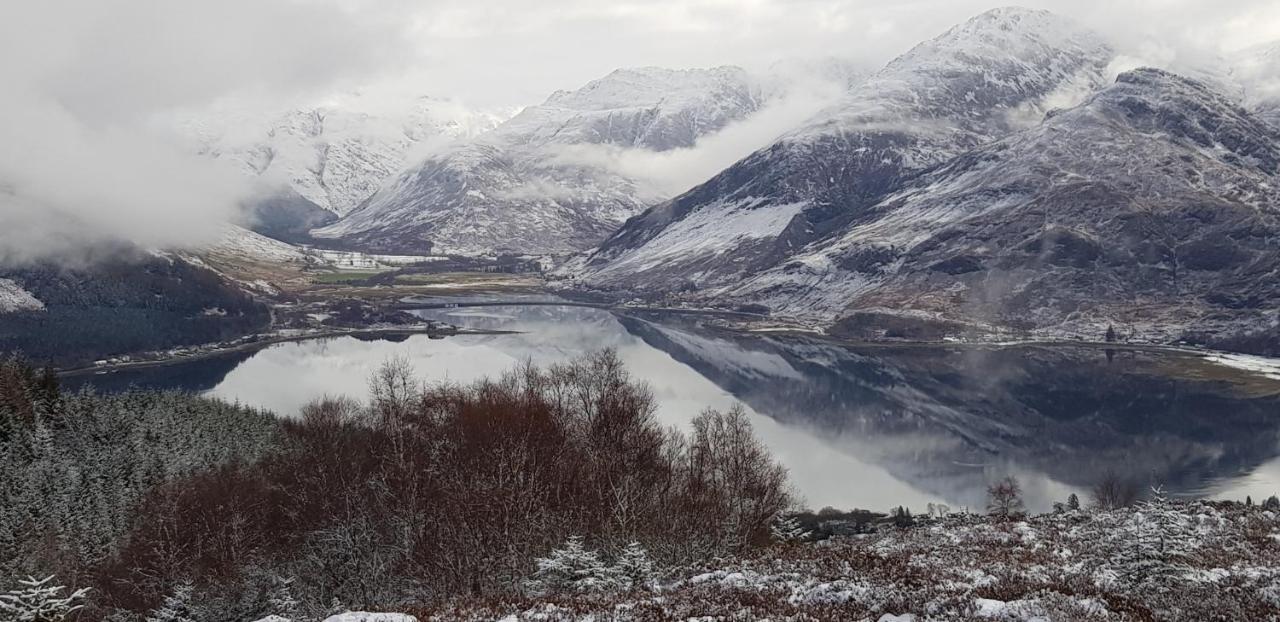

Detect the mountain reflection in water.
xmin=64 ymin=305 xmax=1280 ymax=513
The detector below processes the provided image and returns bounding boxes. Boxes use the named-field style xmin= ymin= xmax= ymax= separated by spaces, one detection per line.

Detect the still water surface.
xmin=67 ymin=305 xmax=1280 ymax=513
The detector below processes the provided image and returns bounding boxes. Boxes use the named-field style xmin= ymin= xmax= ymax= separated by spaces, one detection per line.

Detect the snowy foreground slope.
xmin=325 ymin=502 xmax=1279 ymax=621
xmin=312 ymin=67 xmax=770 ymax=255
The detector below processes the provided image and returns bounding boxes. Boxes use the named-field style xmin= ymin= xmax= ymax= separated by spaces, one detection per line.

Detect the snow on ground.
xmin=593 ymin=199 xmax=807 ymax=279
xmin=323 ymin=613 xmax=419 ymax=622
xmin=312 ymin=248 xmax=446 ymax=270
xmin=210 ymin=226 xmax=309 ymax=263
xmin=1202 ymin=351 xmax=1280 ymax=381
xmin=0 ymin=278 xmax=44 ymax=313
xmin=414 ymin=501 xmax=1279 ymax=621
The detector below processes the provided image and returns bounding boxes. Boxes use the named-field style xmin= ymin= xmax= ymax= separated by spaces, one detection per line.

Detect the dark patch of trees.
xmin=0 ymin=357 xmax=280 ymax=602
xmin=787 ymin=507 xmax=886 ymax=538
xmin=0 ymin=256 xmax=270 ymax=366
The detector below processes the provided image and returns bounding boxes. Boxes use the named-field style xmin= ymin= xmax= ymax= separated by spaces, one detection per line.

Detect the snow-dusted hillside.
xmin=205 ymin=225 xmax=311 ymax=265
xmin=0 ymin=277 xmax=44 ymax=313
xmin=567 ymin=7 xmax=1114 ymax=293
xmin=312 ymin=67 xmax=773 ymax=255
xmin=711 ymin=68 xmax=1280 ymax=346
xmin=563 ymin=9 xmax=1280 ymax=352
xmin=178 ymin=94 xmax=512 ymax=215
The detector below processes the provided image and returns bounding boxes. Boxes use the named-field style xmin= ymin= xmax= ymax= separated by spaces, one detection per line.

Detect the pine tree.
xmin=1066 ymin=493 xmax=1081 ymax=511
xmin=146 ymin=581 xmax=196 ymax=622
xmin=524 ymin=536 xmax=620 ymax=595
xmin=614 ymin=542 xmax=657 ymax=591
xmin=891 ymin=506 xmax=915 ymax=528
xmin=0 ymin=575 xmax=91 ymax=622
xmin=1113 ymin=486 xmax=1196 ymax=589
xmin=770 ymin=515 xmax=811 ymax=542
xmin=268 ymin=576 xmax=301 ymax=621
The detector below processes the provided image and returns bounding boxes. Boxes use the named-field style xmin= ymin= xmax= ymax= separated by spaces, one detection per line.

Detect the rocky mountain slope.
xmin=799 ymin=68 xmax=1280 ymax=346
xmin=178 ymin=95 xmax=511 ymax=216
xmin=564 ymin=7 xmax=1115 ymax=292
xmin=312 ymin=67 xmax=768 ymax=255
xmin=564 ymin=9 xmax=1280 ymax=353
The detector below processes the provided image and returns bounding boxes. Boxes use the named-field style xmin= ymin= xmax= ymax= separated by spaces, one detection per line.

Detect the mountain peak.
xmin=314 ymin=64 xmax=765 ymax=255
xmin=542 ymin=65 xmax=752 ymax=113
xmin=1094 ymin=67 xmax=1280 ymax=172
xmin=889 ymin=6 xmax=1108 ymax=72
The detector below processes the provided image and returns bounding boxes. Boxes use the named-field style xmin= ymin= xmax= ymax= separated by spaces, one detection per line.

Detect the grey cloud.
xmin=0 ymin=0 xmax=414 ymax=264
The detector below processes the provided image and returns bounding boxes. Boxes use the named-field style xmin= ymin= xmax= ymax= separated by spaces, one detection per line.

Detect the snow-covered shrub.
xmin=524 ymin=536 xmax=620 ymax=595
xmin=770 ymin=515 xmax=811 ymax=542
xmin=614 ymin=542 xmax=657 ymax=590
xmin=268 ymin=576 xmax=301 ymax=621
xmin=0 ymin=576 xmax=91 ymax=622
xmin=146 ymin=581 xmax=196 ymax=622
xmin=1111 ymin=487 xmax=1197 ymax=589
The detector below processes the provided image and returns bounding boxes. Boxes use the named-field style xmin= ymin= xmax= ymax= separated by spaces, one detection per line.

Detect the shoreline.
xmin=56 ymin=326 xmax=519 ymax=378
xmin=56 ymin=299 xmax=1280 ymax=386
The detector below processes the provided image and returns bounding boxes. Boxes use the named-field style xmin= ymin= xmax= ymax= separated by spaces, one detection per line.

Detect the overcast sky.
xmin=401 ymin=0 xmax=1280 ymax=107
xmin=1 ymin=0 xmax=1278 ymax=262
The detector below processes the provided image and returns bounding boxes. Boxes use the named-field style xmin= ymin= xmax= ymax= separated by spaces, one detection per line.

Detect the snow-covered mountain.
xmin=564 ymin=8 xmax=1280 ymax=351
xmin=793 ymin=67 xmax=1279 ymax=344
xmin=178 ymin=94 xmax=512 ymax=216
xmin=566 ymin=7 xmax=1115 ymax=294
xmin=312 ymin=67 xmax=771 ymax=255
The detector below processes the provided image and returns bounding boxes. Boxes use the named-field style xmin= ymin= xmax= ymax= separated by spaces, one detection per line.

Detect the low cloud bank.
xmin=0 ymin=0 xmax=412 ymax=265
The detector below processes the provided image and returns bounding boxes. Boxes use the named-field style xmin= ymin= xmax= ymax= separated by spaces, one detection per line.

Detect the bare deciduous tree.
xmin=1091 ymin=471 xmax=1141 ymax=510
xmin=986 ymin=476 xmax=1025 ymax=521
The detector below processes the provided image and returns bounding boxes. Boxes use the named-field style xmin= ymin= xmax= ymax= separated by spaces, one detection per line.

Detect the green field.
xmin=310 ymin=270 xmax=384 ymax=284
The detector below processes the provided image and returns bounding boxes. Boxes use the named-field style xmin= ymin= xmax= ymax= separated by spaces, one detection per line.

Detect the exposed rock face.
xmin=313 ymin=67 xmax=767 ymax=255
